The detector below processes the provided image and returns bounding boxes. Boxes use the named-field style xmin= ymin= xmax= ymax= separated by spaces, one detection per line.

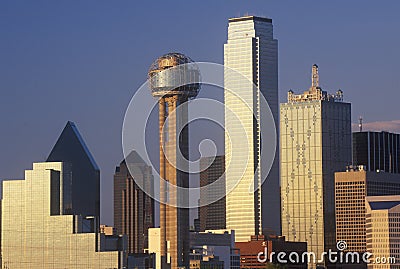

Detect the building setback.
xmin=224 ymin=15 xmax=280 ymax=242
xmin=335 ymin=166 xmax=400 ymax=254
xmin=114 ymin=150 xmax=155 ymax=254
xmin=366 ymin=196 xmax=400 ymax=268
xmin=280 ymin=65 xmax=352 ymax=268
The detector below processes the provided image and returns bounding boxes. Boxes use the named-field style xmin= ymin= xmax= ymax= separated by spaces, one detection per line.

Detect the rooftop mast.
xmin=312 ymin=64 xmax=319 ymax=89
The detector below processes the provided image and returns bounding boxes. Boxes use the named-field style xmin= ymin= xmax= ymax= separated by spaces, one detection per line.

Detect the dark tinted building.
xmin=114 ymin=151 xmax=155 ymax=254
xmin=353 ymin=131 xmax=400 ymax=173
xmin=47 ymin=121 xmax=100 ymax=219
xmin=199 ymin=155 xmax=226 ymax=231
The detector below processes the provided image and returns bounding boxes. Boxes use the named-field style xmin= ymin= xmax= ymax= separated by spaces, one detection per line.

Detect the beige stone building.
xmin=280 ymin=65 xmax=352 ymax=268
xmin=335 ymin=167 xmax=400 ymax=253
xmin=366 ymin=195 xmax=400 ymax=268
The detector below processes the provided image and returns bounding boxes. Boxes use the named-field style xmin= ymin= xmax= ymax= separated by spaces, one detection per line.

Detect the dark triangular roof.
xmin=47 ymin=121 xmax=99 ymax=170
xmin=121 ymin=150 xmax=147 ymax=166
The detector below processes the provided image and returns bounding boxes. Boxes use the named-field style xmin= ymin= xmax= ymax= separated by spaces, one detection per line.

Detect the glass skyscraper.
xmin=199 ymin=155 xmax=226 ymax=231
xmin=224 ymin=16 xmax=280 ymax=242
xmin=353 ymin=131 xmax=400 ymax=174
xmin=1 ymin=162 xmax=125 ymax=268
xmin=1 ymin=122 xmax=126 ymax=268
xmin=114 ymin=150 xmax=155 ymax=254
xmin=47 ymin=121 xmax=100 ymax=220
xmin=280 ymin=65 xmax=352 ymax=268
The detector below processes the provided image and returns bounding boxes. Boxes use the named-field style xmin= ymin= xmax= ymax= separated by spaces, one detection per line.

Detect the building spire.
xmin=312 ymin=64 xmax=319 ymax=89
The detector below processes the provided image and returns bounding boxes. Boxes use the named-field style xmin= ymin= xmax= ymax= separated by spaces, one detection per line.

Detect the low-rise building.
xmin=366 ymin=195 xmax=400 ymax=268
xmin=235 ymin=235 xmax=307 ymax=269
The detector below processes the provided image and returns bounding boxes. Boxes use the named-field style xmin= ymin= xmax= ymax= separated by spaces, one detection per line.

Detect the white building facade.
xmin=224 ymin=15 xmax=280 ymax=242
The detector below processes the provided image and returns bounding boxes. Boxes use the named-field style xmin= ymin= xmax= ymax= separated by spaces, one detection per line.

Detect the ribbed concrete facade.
xmin=159 ymin=95 xmax=190 ymax=269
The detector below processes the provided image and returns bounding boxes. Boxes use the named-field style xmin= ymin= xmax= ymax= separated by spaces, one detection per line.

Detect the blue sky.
xmin=1 ymin=1 xmax=400 ymax=225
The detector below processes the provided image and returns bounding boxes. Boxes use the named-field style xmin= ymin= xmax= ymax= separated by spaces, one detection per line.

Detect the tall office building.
xmin=335 ymin=166 xmax=400 ymax=253
xmin=280 ymin=65 xmax=352 ymax=268
xmin=1 ymin=161 xmax=126 ymax=268
xmin=47 ymin=121 xmax=100 ymax=219
xmin=114 ymin=150 xmax=155 ymax=254
xmin=224 ymin=16 xmax=280 ymax=242
xmin=199 ymin=155 xmax=226 ymax=231
xmin=148 ymin=53 xmax=200 ymax=269
xmin=353 ymin=131 xmax=400 ymax=174
xmin=366 ymin=196 xmax=400 ymax=268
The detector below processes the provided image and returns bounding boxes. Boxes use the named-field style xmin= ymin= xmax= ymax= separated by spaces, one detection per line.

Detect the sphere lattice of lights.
xmin=148 ymin=52 xmax=201 ymax=99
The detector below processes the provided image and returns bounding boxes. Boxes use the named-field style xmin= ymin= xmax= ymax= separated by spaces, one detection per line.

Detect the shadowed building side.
xmin=47 ymin=121 xmax=100 ymax=220
xmin=199 ymin=155 xmax=226 ymax=231
xmin=114 ymin=150 xmax=155 ymax=254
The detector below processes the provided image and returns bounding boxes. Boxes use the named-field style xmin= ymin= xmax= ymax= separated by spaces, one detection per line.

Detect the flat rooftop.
xmin=229 ymin=16 xmax=272 ymax=23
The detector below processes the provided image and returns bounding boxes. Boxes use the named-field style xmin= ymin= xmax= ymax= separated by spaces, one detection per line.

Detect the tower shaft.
xmin=159 ymin=95 xmax=189 ymax=269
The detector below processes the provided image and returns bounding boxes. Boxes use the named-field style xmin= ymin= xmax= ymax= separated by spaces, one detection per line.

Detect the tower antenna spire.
xmin=312 ymin=64 xmax=319 ymax=89
xmin=359 ymin=116 xmax=363 ymax=132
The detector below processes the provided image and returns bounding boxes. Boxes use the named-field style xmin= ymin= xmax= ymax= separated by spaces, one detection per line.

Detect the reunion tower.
xmin=148 ymin=53 xmax=200 ymax=269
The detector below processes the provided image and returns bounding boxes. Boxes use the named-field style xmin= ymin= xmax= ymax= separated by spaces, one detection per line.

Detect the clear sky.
xmin=1 ymin=1 xmax=400 ymax=225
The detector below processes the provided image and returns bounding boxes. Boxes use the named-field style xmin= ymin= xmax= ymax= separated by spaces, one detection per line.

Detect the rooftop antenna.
xmin=359 ymin=116 xmax=363 ymax=132
xmin=312 ymin=64 xmax=319 ymax=89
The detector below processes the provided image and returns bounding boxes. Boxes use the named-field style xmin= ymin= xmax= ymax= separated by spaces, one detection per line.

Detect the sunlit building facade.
xmin=224 ymin=15 xmax=280 ymax=242
xmin=335 ymin=166 xmax=400 ymax=253
xmin=366 ymin=196 xmax=400 ymax=268
xmin=280 ymin=65 xmax=352 ymax=268
xmin=1 ymin=162 xmax=126 ymax=268
xmin=148 ymin=53 xmax=200 ymax=269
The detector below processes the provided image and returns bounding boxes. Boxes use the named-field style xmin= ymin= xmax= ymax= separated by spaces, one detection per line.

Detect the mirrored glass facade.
xmin=47 ymin=121 xmax=100 ymax=219
xmin=224 ymin=16 xmax=280 ymax=242
xmin=1 ymin=162 xmax=124 ymax=268
xmin=353 ymin=131 xmax=400 ymax=174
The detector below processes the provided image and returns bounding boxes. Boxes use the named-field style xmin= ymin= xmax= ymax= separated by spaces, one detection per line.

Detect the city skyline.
xmin=1 ymin=2 xmax=400 ymax=227
xmin=1 ymin=4 xmax=400 ymax=267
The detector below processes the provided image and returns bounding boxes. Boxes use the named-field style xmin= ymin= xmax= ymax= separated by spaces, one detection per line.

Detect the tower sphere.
xmin=148 ymin=52 xmax=201 ymax=99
